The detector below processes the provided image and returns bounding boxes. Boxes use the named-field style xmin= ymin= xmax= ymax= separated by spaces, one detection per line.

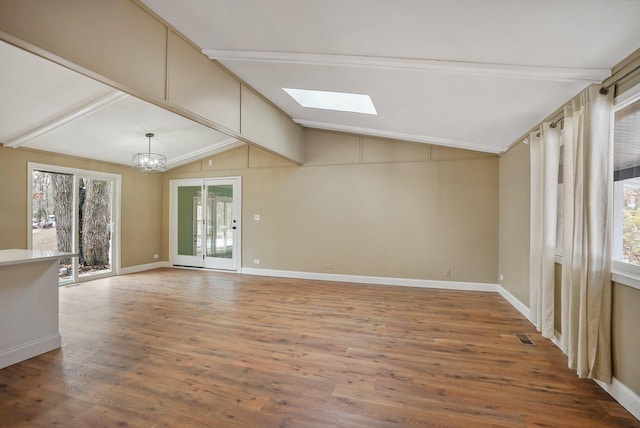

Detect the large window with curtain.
xmin=612 ymin=94 xmax=640 ymax=273
xmin=531 ymin=85 xmax=614 ymax=382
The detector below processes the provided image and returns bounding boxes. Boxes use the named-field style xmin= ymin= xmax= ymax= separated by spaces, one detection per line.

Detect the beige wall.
xmin=498 ymin=140 xmax=530 ymax=305
xmin=612 ymin=282 xmax=640 ymax=394
xmin=164 ymin=130 xmax=499 ymax=283
xmin=0 ymin=146 xmax=163 ymax=268
xmin=554 ymin=262 xmax=562 ymax=333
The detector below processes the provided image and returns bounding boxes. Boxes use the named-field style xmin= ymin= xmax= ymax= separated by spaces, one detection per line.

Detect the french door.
xmin=170 ymin=177 xmax=241 ymax=270
xmin=28 ymin=163 xmax=120 ymax=284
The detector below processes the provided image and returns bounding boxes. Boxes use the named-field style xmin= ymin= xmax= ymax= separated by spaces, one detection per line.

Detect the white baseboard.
xmin=240 ymin=267 xmax=498 ymax=292
xmin=0 ymin=334 xmax=61 ymax=369
xmin=120 ymin=261 xmax=170 ymax=275
xmin=496 ymin=285 xmax=531 ymax=321
xmin=596 ymin=377 xmax=640 ymax=421
xmin=550 ymin=335 xmax=640 ymax=421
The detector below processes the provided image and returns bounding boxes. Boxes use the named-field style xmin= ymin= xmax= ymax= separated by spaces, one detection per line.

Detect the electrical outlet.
xmin=254 ymin=214 xmax=261 ymax=221
xmin=500 ymin=274 xmax=504 ymax=281
xmin=253 ymin=259 xmax=260 ymax=265
xmin=153 ymin=254 xmax=159 ymax=259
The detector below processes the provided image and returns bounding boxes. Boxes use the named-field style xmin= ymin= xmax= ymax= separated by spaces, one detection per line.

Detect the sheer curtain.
xmin=561 ymin=85 xmax=613 ymax=382
xmin=529 ymin=123 xmax=560 ymax=339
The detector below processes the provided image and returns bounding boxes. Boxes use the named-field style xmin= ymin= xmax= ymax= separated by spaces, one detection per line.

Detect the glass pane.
xmin=31 ymin=170 xmax=74 ymax=282
xmin=614 ymin=97 xmax=640 ymax=266
xmin=206 ymin=185 xmax=233 ymax=259
xmin=556 ymin=144 xmax=564 ymax=253
xmin=79 ymin=178 xmax=113 ymax=278
xmin=177 ymin=186 xmax=202 ymax=256
xmin=621 ymin=178 xmax=640 ymax=266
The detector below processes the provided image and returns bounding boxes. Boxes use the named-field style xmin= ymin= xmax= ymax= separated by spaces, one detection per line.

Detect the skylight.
xmin=283 ymin=88 xmax=377 ymax=115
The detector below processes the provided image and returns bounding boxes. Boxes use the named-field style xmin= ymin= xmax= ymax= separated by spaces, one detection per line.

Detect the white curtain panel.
xmin=529 ymin=123 xmax=560 ymax=339
xmin=561 ymin=85 xmax=613 ymax=383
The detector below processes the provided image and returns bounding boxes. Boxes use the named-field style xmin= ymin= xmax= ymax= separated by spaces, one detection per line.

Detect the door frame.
xmin=27 ymin=162 xmax=122 ymax=283
xmin=169 ymin=177 xmax=242 ymax=271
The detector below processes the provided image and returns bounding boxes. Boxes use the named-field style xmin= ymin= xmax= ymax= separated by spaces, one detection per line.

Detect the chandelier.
xmin=132 ymin=133 xmax=167 ymax=172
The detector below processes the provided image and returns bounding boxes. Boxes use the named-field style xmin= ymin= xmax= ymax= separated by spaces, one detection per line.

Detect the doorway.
xmin=29 ymin=163 xmax=121 ymax=284
xmin=170 ymin=177 xmax=241 ymax=270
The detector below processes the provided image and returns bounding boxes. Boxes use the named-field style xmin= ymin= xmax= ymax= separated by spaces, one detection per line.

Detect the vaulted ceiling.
xmin=0 ymin=41 xmax=241 ymax=169
xmin=2 ymin=1 xmax=640 ymax=166
xmin=141 ymin=0 xmax=640 ymax=154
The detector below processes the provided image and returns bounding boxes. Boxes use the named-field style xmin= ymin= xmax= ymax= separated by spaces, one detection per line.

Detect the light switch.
xmin=254 ymin=214 xmax=261 ymax=221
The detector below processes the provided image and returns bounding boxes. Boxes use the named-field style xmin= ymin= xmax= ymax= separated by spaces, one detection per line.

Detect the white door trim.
xmin=169 ymin=177 xmax=242 ymax=271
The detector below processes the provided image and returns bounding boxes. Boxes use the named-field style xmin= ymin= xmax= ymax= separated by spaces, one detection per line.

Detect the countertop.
xmin=0 ymin=249 xmax=76 ymax=267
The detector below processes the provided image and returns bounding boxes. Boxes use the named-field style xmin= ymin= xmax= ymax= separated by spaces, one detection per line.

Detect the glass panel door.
xmin=170 ymin=177 xmax=241 ymax=270
xmin=204 ymin=182 xmax=236 ymax=270
xmin=30 ymin=165 xmax=120 ymax=284
xmin=78 ymin=177 xmax=113 ymax=278
xmin=31 ymin=170 xmax=75 ymax=283
xmin=172 ymin=180 xmax=204 ymax=267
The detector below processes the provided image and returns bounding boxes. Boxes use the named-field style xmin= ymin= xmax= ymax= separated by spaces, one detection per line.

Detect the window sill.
xmin=611 ymin=272 xmax=640 ymax=291
xmin=554 ymin=257 xmax=640 ymax=292
xmin=612 ymin=261 xmax=640 ymax=291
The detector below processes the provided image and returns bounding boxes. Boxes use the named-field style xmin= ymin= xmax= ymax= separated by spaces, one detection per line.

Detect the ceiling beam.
xmin=203 ymin=50 xmax=610 ymax=83
xmin=3 ymin=91 xmax=129 ymax=148
xmin=293 ymin=119 xmax=502 ymax=154
xmin=167 ymin=138 xmax=244 ymax=169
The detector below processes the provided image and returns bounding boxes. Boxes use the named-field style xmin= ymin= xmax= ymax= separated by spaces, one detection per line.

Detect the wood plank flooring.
xmin=0 ymin=268 xmax=637 ymax=427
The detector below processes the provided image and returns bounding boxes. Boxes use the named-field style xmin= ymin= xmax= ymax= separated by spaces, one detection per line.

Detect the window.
xmin=283 ymin=88 xmax=377 ymax=115
xmin=613 ymin=95 xmax=640 ymax=269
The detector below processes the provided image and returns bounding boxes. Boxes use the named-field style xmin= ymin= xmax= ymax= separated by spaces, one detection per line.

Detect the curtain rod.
xmin=532 ymin=116 xmax=563 ymax=138
xmin=600 ymin=62 xmax=640 ymax=95
xmin=523 ymin=61 xmax=639 ymax=145
xmin=550 ymin=117 xmax=563 ymax=129
xmin=545 ymin=62 xmax=640 ymax=134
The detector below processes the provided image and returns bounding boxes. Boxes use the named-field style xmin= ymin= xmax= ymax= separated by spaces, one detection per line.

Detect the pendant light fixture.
xmin=132 ymin=132 xmax=167 ymax=172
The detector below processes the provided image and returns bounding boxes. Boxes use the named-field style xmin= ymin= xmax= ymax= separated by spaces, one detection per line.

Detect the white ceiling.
xmin=142 ymin=0 xmax=640 ymax=153
xmin=0 ymin=41 xmax=241 ymax=169
xmin=1 ymin=1 xmax=640 ymax=166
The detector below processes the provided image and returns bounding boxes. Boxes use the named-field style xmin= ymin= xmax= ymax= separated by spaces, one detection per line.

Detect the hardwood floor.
xmin=0 ymin=268 xmax=637 ymax=427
